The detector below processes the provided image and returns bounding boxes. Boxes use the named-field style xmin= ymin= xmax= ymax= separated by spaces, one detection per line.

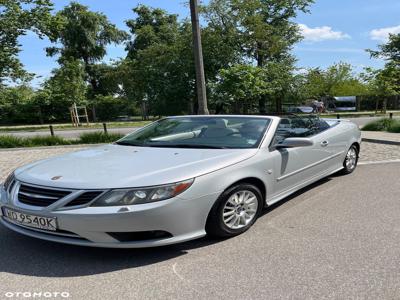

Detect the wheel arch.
xmin=222 ymin=177 xmax=267 ymax=204
xmin=352 ymin=142 xmax=360 ymax=155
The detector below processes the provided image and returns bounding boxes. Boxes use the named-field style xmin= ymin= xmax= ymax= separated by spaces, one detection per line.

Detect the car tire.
xmin=206 ymin=183 xmax=263 ymax=238
xmin=341 ymin=144 xmax=359 ymax=175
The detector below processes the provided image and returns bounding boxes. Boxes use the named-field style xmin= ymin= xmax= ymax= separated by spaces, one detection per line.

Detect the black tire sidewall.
xmin=206 ymin=184 xmax=263 ymax=237
xmin=343 ymin=145 xmax=359 ymax=174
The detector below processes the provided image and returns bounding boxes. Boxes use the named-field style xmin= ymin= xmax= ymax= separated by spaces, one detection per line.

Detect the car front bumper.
xmin=0 ymin=183 xmax=219 ymax=248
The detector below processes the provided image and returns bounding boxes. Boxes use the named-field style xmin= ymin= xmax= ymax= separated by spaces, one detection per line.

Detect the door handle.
xmin=321 ymin=141 xmax=329 ymax=147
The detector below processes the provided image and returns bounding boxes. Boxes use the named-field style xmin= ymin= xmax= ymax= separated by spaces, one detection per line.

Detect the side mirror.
xmin=275 ymin=137 xmax=314 ymax=149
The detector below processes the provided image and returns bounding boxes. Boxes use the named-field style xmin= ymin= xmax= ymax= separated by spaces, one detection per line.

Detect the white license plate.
xmin=2 ymin=208 xmax=57 ymax=231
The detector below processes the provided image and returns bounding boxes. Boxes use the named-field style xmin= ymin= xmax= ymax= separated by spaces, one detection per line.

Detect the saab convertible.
xmin=0 ymin=115 xmax=361 ymax=248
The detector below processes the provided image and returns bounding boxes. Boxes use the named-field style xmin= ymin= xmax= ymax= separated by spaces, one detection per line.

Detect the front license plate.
xmin=2 ymin=208 xmax=57 ymax=231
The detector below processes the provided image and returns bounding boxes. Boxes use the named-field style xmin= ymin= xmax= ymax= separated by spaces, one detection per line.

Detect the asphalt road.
xmin=1 ymin=162 xmax=400 ymax=299
xmin=1 ymin=116 xmax=399 ymax=140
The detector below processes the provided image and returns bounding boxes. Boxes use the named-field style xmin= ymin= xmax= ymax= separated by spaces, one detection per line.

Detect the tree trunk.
xmin=257 ymin=43 xmax=267 ymax=114
xmin=190 ymin=0 xmax=209 ymax=115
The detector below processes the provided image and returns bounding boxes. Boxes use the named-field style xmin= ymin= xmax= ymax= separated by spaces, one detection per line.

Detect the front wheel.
xmin=206 ymin=184 xmax=263 ymax=238
xmin=341 ymin=145 xmax=359 ymax=175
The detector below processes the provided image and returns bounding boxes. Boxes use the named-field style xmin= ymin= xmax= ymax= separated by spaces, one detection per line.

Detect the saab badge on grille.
xmin=51 ymin=176 xmax=63 ymax=181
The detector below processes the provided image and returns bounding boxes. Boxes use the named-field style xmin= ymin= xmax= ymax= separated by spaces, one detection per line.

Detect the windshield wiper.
xmin=146 ymin=144 xmax=228 ymax=149
xmin=114 ymin=141 xmax=144 ymax=147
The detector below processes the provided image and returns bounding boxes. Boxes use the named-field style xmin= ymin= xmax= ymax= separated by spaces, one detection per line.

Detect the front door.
xmin=268 ymin=116 xmax=337 ymax=199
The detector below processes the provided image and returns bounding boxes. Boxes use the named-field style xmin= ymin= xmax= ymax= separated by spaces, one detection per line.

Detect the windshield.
xmin=117 ymin=117 xmax=271 ymax=149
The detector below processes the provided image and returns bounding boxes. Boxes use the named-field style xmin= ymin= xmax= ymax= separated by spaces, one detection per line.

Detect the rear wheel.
xmin=341 ymin=145 xmax=359 ymax=174
xmin=206 ymin=184 xmax=263 ymax=238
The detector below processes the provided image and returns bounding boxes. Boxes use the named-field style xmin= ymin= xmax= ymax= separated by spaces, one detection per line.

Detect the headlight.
xmin=91 ymin=179 xmax=194 ymax=207
xmin=3 ymin=171 xmax=15 ymax=191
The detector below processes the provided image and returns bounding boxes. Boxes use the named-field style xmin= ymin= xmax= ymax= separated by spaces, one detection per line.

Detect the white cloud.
xmin=370 ymin=25 xmax=400 ymax=42
xmin=299 ymin=24 xmax=351 ymax=42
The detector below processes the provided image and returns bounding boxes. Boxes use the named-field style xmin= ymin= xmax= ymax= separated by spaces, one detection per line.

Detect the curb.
xmin=362 ymin=138 xmax=400 ymax=146
xmin=359 ymin=159 xmax=400 ymax=165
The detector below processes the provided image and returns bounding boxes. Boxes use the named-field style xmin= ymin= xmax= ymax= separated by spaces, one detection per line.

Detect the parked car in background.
xmin=286 ymin=106 xmax=314 ymax=114
xmin=328 ymin=96 xmax=357 ymax=112
xmin=0 ymin=115 xmax=361 ymax=248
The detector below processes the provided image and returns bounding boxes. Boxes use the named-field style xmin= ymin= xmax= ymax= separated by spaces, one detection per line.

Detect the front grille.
xmin=18 ymin=184 xmax=71 ymax=207
xmin=65 ymin=191 xmax=103 ymax=207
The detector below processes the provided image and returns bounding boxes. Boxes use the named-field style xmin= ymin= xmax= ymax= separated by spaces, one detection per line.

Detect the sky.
xmin=18 ymin=0 xmax=400 ymax=86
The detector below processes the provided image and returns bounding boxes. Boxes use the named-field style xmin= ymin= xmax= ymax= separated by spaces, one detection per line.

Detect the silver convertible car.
xmin=0 ymin=115 xmax=361 ymax=248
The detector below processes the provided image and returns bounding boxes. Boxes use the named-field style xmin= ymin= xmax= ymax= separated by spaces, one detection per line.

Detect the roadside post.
xmin=103 ymin=123 xmax=108 ymax=134
xmin=389 ymin=113 xmax=393 ymax=119
xmin=49 ymin=125 xmax=55 ymax=137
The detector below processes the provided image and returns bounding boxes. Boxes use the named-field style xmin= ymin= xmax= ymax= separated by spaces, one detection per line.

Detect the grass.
xmin=79 ymin=132 xmax=124 ymax=144
xmin=0 ymin=120 xmax=152 ymax=132
xmin=0 ymin=132 xmax=124 ymax=149
xmin=362 ymin=118 xmax=400 ymax=133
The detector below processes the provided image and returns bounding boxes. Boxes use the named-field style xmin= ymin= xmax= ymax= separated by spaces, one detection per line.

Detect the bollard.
xmin=103 ymin=123 xmax=108 ymax=134
xmin=49 ymin=125 xmax=55 ymax=137
xmin=337 ymin=114 xmax=340 ymax=119
xmin=389 ymin=113 xmax=393 ymax=119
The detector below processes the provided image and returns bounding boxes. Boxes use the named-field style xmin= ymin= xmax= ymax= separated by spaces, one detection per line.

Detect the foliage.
xmin=369 ymin=33 xmax=400 ymax=62
xmin=362 ymin=118 xmax=400 ymax=133
xmin=0 ymin=135 xmax=70 ymax=148
xmin=0 ymin=0 xmax=54 ymax=83
xmin=298 ymin=63 xmax=368 ymax=100
xmin=0 ymin=132 xmax=123 ymax=148
xmin=124 ymin=6 xmax=195 ymax=116
xmin=367 ymin=33 xmax=400 ymax=96
xmin=204 ymin=0 xmax=313 ymax=65
xmin=204 ymin=0 xmax=314 ymax=112
xmin=78 ymin=132 xmax=123 ymax=144
xmin=91 ymin=95 xmax=131 ymax=121
xmin=1 ymin=1 xmax=400 ymax=127
xmin=0 ymin=84 xmax=37 ymax=124
xmin=46 ymin=2 xmax=128 ymax=95
xmin=212 ymin=62 xmax=293 ymax=113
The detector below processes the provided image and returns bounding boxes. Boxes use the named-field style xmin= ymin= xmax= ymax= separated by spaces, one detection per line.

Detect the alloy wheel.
xmin=222 ymin=190 xmax=259 ymax=230
xmin=345 ymin=147 xmax=357 ymax=170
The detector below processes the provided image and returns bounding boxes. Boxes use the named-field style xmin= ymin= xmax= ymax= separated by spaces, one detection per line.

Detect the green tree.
xmin=369 ymin=33 xmax=400 ymax=62
xmin=299 ymin=63 xmax=367 ymax=99
xmin=46 ymin=2 xmax=128 ymax=95
xmin=367 ymin=33 xmax=400 ymax=96
xmin=362 ymin=66 xmax=400 ymax=113
xmin=34 ymin=59 xmax=87 ymax=123
xmin=124 ymin=6 xmax=194 ymax=116
xmin=0 ymin=84 xmax=36 ymax=123
xmin=0 ymin=0 xmax=53 ymax=83
xmin=204 ymin=0 xmax=314 ymax=112
xmin=213 ymin=63 xmax=293 ymax=113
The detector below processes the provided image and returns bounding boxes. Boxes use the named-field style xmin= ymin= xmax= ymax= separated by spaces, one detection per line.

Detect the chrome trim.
xmin=276 ymin=151 xmax=344 ymax=182
xmin=11 ymin=181 xmax=106 ymax=211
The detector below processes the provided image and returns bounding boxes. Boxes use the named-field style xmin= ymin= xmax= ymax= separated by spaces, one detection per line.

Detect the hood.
xmin=15 ymin=145 xmax=258 ymax=189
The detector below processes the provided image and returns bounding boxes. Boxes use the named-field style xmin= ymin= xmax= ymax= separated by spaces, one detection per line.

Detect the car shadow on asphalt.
xmin=0 ymin=175 xmax=337 ymax=278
